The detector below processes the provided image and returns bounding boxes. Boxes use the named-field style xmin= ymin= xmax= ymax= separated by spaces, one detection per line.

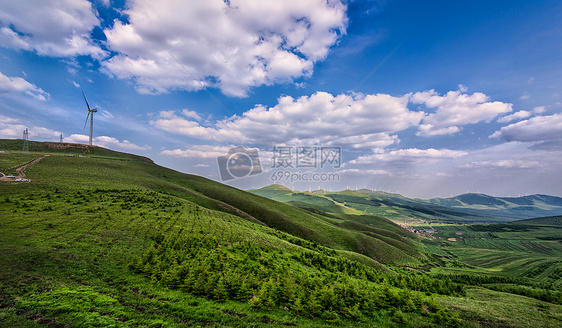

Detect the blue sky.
xmin=0 ymin=0 xmax=561 ymax=198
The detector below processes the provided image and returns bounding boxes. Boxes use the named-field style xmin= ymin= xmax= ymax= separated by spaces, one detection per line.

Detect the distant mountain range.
xmin=250 ymin=185 xmax=562 ymax=223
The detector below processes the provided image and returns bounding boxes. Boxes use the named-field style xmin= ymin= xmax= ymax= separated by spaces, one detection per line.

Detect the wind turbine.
xmin=82 ymin=91 xmax=97 ymax=146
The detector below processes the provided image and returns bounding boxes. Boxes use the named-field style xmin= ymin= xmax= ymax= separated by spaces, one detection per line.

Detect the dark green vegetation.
xmin=251 ymin=185 xmax=562 ymax=223
xmin=130 ymin=234 xmax=463 ymax=324
xmin=1 ymin=139 xmax=562 ymax=327
xmin=511 ymin=215 xmax=562 ymax=226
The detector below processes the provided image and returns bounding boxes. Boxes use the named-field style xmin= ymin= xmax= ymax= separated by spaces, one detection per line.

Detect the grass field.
xmin=0 ymin=143 xmax=462 ymax=327
xmin=1 ymin=140 xmax=562 ymax=327
xmin=419 ymin=223 xmax=562 ymax=283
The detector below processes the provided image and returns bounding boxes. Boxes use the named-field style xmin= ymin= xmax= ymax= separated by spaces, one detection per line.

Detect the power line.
xmin=161 ymin=45 xmax=231 ymax=116
xmin=325 ymin=41 xmax=404 ymax=119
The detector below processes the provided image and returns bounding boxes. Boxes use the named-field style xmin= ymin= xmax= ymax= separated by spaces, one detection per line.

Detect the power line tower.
xmin=22 ymin=128 xmax=29 ymax=154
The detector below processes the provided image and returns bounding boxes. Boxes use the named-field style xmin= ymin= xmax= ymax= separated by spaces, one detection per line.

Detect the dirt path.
xmin=0 ymin=155 xmax=49 ymax=182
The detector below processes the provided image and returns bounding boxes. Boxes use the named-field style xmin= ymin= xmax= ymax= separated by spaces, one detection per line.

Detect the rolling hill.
xmin=0 ymin=139 xmax=461 ymax=327
xmin=251 ymin=185 xmax=562 ymax=224
xmin=0 ymin=139 xmax=424 ymax=266
xmin=510 ymin=215 xmax=562 ymax=226
xmin=2 ymin=139 xmax=562 ymax=327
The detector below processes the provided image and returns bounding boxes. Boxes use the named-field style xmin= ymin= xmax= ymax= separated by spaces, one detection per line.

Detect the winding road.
xmin=0 ymin=155 xmax=49 ymax=182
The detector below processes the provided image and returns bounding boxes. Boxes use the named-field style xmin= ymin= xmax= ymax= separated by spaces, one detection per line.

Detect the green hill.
xmin=510 ymin=215 xmax=562 ymax=226
xmin=1 ymin=139 xmax=472 ymax=327
xmin=3 ymin=139 xmax=562 ymax=327
xmin=0 ymin=139 xmax=152 ymax=162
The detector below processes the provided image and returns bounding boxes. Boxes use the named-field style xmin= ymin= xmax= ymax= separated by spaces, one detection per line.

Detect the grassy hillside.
xmin=1 ymin=140 xmax=424 ymax=266
xmin=414 ymin=221 xmax=562 ymax=327
xmin=2 ymin=140 xmax=562 ymax=327
xmin=0 ymin=139 xmax=152 ymax=162
xmin=511 ymin=215 xmax=562 ymax=226
xmin=0 ymin=140 xmax=468 ymax=327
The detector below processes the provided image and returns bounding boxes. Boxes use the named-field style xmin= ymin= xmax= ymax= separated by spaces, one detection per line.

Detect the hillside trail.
xmin=0 ymin=155 xmax=49 ymax=181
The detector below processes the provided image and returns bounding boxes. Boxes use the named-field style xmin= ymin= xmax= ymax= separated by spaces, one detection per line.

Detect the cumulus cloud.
xmin=497 ymin=110 xmax=532 ymax=123
xmin=65 ymin=134 xmax=151 ymax=151
xmin=0 ymin=115 xmax=61 ymax=140
xmin=152 ymin=88 xmax=516 ymax=148
xmin=182 ymin=109 xmax=202 ymax=121
xmin=349 ymin=148 xmax=468 ymax=165
xmin=151 ymin=91 xmax=423 ymax=147
xmin=0 ymin=116 xmax=30 ymax=139
xmin=0 ymin=0 xmax=105 ymax=58
xmin=412 ymin=89 xmax=512 ymax=136
xmin=490 ymin=113 xmax=562 ymax=146
xmin=150 ymin=111 xmax=215 ymax=140
xmin=102 ymin=0 xmax=347 ymax=96
xmin=160 ymin=145 xmax=235 ymax=158
xmin=0 ymin=71 xmax=49 ymax=101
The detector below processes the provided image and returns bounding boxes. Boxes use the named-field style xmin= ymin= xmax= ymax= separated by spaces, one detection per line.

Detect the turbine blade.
xmin=84 ymin=111 xmax=90 ymax=130
xmin=82 ymin=91 xmax=91 ymax=111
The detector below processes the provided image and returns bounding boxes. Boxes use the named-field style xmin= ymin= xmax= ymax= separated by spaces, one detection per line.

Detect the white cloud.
xmin=160 ymin=145 xmax=233 ymax=158
xmin=152 ymin=88 xmax=514 ymax=148
xmin=349 ymin=148 xmax=468 ymax=165
xmin=151 ymin=91 xmax=423 ymax=147
xmin=461 ymin=160 xmax=540 ymax=169
xmin=150 ymin=111 xmax=215 ymax=140
xmin=416 ymin=124 xmax=459 ymax=137
xmin=65 ymin=134 xmax=151 ymax=151
xmin=0 ymin=115 xmax=61 ymax=140
xmin=497 ymin=110 xmax=532 ymax=123
xmin=520 ymin=92 xmax=530 ymax=100
xmin=412 ymin=89 xmax=512 ymax=136
xmin=0 ymin=71 xmax=49 ymax=101
xmin=181 ymin=109 xmax=202 ymax=121
xmin=490 ymin=113 xmax=562 ymax=144
xmin=0 ymin=0 xmax=106 ymax=58
xmin=102 ymin=0 xmax=347 ymax=96
xmin=340 ymin=168 xmax=391 ymax=175
xmin=533 ymin=106 xmax=546 ymax=114
xmin=72 ymin=80 xmax=80 ymax=88
xmin=0 ymin=116 xmax=28 ymax=139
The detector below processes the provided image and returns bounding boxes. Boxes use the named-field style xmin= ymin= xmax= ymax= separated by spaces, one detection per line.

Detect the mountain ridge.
xmin=250 ymin=185 xmax=562 ymax=223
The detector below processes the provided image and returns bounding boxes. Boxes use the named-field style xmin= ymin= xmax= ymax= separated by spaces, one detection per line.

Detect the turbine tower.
xmin=82 ymin=91 xmax=97 ymax=146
